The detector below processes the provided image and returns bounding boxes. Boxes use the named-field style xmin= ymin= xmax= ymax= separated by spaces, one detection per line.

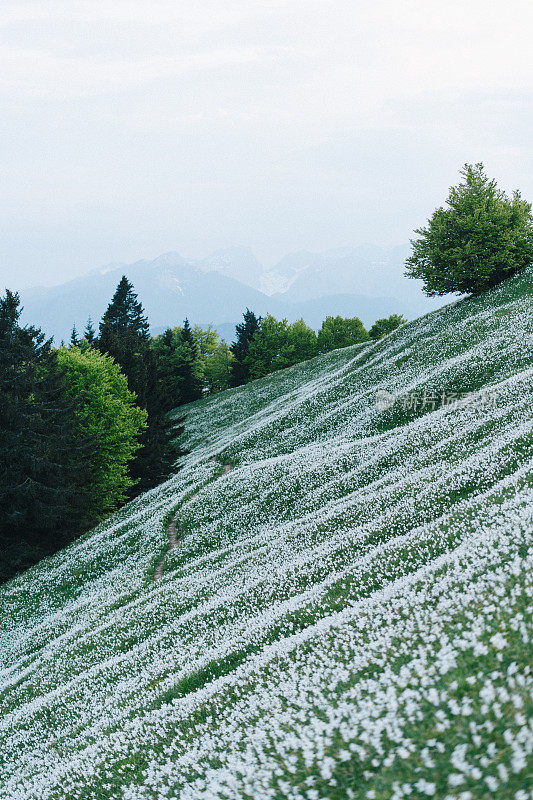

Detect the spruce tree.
xmin=178 ymin=320 xmax=203 ymax=404
xmin=129 ymin=338 xmax=187 ymax=496
xmin=151 ymin=325 xmax=203 ymax=410
xmin=99 ymin=276 xmax=150 ymax=340
xmin=128 ymin=409 xmax=186 ymax=496
xmin=98 ymin=276 xmax=151 ymax=407
xmin=0 ymin=291 xmax=97 ymax=581
xmin=84 ymin=317 xmax=96 ymax=345
xmin=98 ymin=278 xmax=186 ymax=496
xmin=180 ymin=318 xmax=197 ymax=354
xmin=70 ymin=325 xmax=80 ymax=347
xmin=151 ymin=328 xmax=183 ymax=412
xmin=230 ymin=309 xmax=261 ymax=387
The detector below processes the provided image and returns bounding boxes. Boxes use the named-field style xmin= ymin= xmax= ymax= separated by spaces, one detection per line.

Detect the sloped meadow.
xmin=1 ymin=268 xmax=532 ymax=799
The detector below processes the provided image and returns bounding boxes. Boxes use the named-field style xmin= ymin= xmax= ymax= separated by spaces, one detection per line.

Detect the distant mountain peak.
xmin=18 ymin=244 xmax=446 ymax=343
xmin=196 ymin=246 xmax=263 ymax=287
xmin=144 ymin=252 xmax=189 ymax=269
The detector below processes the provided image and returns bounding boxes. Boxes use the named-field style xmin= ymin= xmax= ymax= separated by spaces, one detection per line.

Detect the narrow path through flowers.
xmin=154 ymin=455 xmax=233 ymax=582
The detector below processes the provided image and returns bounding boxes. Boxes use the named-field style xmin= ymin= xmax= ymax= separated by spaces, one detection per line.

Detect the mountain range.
xmin=17 ymin=245 xmax=447 ymax=342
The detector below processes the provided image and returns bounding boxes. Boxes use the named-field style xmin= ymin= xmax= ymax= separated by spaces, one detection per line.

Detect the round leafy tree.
xmin=56 ymin=345 xmax=147 ymax=515
xmin=405 ymin=163 xmax=533 ymax=296
xmin=368 ymin=314 xmax=405 ymax=340
xmin=317 ymin=316 xmax=369 ymax=353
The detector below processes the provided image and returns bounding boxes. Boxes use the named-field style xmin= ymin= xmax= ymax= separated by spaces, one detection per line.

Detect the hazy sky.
xmin=1 ymin=0 xmax=532 ymax=289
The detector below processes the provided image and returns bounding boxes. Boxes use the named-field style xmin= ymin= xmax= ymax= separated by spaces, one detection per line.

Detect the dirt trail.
xmin=154 ymin=517 xmax=180 ymax=581
xmin=210 ymin=456 xmax=233 ymax=475
xmin=154 ymin=455 xmax=233 ymax=582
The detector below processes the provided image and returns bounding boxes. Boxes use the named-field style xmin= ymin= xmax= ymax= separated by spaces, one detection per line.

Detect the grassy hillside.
xmin=1 ymin=268 xmax=532 ymax=800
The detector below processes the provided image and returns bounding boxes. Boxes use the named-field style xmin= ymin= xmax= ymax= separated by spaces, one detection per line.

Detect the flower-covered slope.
xmin=0 ymin=269 xmax=532 ymax=800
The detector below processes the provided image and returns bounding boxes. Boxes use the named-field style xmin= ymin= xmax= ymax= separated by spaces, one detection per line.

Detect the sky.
xmin=0 ymin=0 xmax=532 ymax=289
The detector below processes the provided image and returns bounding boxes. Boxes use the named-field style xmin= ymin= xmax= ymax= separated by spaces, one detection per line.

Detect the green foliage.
xmin=368 ymin=313 xmax=405 ymax=340
xmin=151 ymin=329 xmax=186 ymax=412
xmin=1 ymin=267 xmax=532 ymax=796
xmin=128 ymin=411 xmax=186 ymax=496
xmin=246 ymin=316 xmax=318 ymax=380
xmin=56 ymin=346 xmax=147 ymax=515
xmin=230 ymin=308 xmax=262 ymax=387
xmin=317 ymin=315 xmax=369 ymax=352
xmin=406 ymin=163 xmax=533 ymax=295
xmin=0 ymin=291 xmax=97 ymax=582
xmin=98 ymin=276 xmax=150 ymax=340
xmin=246 ymin=315 xmax=291 ymax=379
xmin=151 ymin=323 xmax=233 ymax=403
xmin=179 ymin=318 xmax=196 ymax=354
xmin=98 ymin=278 xmax=186 ymax=495
xmin=70 ymin=325 xmax=80 ymax=347
xmin=83 ymin=318 xmax=96 ymax=345
xmin=154 ymin=315 xmax=316 ymax=396
xmin=287 ymin=318 xmax=318 ymax=363
xmin=151 ymin=325 xmax=204 ymax=410
xmin=97 ymin=275 xmax=151 ymax=407
xmin=192 ymin=325 xmax=233 ymax=394
xmin=177 ymin=321 xmax=203 ymax=404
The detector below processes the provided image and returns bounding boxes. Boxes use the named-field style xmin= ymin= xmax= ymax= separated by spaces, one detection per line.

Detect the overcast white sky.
xmin=1 ymin=0 xmax=532 ymax=288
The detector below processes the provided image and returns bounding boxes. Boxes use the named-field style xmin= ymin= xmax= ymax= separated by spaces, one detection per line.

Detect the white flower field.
xmin=1 ymin=267 xmax=532 ymax=799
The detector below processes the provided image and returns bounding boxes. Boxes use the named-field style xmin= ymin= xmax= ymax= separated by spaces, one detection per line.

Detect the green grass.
xmin=0 ymin=267 xmax=532 ymax=800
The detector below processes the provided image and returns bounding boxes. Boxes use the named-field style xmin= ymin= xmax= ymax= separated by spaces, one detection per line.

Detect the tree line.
xmin=1 ymin=274 xmax=402 ymax=582
xmin=228 ymin=310 xmax=404 ymax=386
xmin=151 ymin=309 xmax=404 ymax=395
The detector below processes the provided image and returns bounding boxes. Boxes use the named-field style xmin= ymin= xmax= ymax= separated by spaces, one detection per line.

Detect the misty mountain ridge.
xmin=18 ymin=245 xmax=446 ymax=342
xmin=195 ymin=243 xmax=417 ymax=302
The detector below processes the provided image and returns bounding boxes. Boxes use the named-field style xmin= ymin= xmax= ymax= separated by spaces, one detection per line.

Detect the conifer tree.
xmin=178 ymin=319 xmax=203 ymax=405
xmin=98 ymin=278 xmax=186 ymax=496
xmin=128 ymin=409 xmax=186 ymax=496
xmin=84 ymin=317 xmax=96 ymax=345
xmin=98 ymin=276 xmax=151 ymax=407
xmin=99 ymin=276 xmax=150 ymax=340
xmin=180 ymin=318 xmax=197 ymax=354
xmin=151 ymin=328 xmax=184 ymax=412
xmin=130 ymin=333 xmax=187 ymax=495
xmin=151 ymin=325 xmax=203 ymax=410
xmin=230 ymin=309 xmax=261 ymax=387
xmin=0 ymin=291 xmax=97 ymax=581
xmin=70 ymin=325 xmax=80 ymax=347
